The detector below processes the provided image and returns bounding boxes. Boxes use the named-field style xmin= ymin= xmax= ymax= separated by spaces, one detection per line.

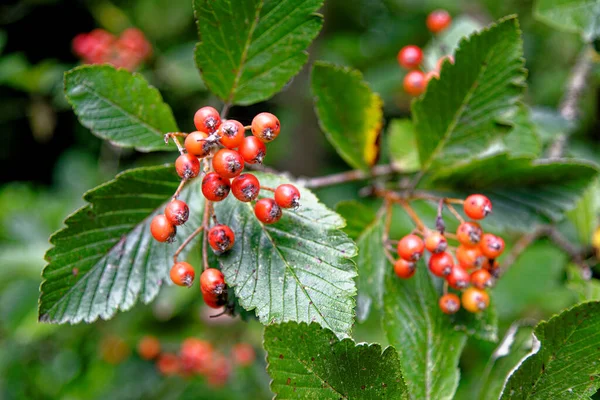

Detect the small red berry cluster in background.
xmin=391 ymin=194 xmax=504 ymax=315
xmin=397 ymin=9 xmax=454 ymax=97
xmin=150 ymin=106 xmax=301 ymax=310
xmin=72 ymin=28 xmax=152 ymax=71
xmin=137 ymin=335 xmax=255 ymax=387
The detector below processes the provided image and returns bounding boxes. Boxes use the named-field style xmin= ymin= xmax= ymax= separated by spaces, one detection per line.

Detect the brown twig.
xmin=172 ymin=178 xmax=188 ymax=199
xmin=220 ymin=103 xmax=231 ymax=119
xmin=173 ymin=225 xmax=205 ymax=263
xmin=299 ymin=164 xmax=398 ymax=189
xmin=381 ymin=199 xmax=396 ymax=265
xmin=164 ymin=132 xmax=187 ymax=154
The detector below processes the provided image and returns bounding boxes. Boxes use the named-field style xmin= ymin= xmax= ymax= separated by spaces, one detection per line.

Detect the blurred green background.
xmin=1 ymin=0 xmax=599 ymax=398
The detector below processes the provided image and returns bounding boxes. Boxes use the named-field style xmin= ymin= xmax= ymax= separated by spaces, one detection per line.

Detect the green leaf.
xmin=64 ymin=65 xmax=178 ymax=152
xmin=355 ymin=218 xmax=386 ymax=323
xmin=336 ymin=200 xmax=377 ymax=241
xmin=567 ymin=264 xmax=600 ymax=301
xmin=412 ymin=16 xmax=526 ymax=173
xmin=501 ymin=301 xmax=600 ymax=399
xmin=214 ymin=172 xmax=357 ymax=338
xmin=500 ymin=104 xmax=542 ymax=158
xmin=39 ymin=166 xmax=203 ymax=323
xmin=566 ymin=179 xmax=599 ymax=244
xmin=264 ymin=322 xmax=409 ymax=399
xmin=311 ymin=62 xmax=383 ymax=171
xmin=535 ymin=0 xmax=600 ymax=40
xmin=193 ymin=0 xmax=323 ymax=106
xmin=388 ymin=119 xmax=420 ymax=173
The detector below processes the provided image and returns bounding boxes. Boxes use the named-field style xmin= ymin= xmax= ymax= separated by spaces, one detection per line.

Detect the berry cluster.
xmin=149 ymin=107 xmax=301 ymax=310
xmin=137 ymin=335 xmax=255 ymax=387
xmin=72 ymin=28 xmax=151 ymax=71
xmin=392 ymin=194 xmax=504 ymax=314
xmin=397 ymin=9 xmax=454 ymax=96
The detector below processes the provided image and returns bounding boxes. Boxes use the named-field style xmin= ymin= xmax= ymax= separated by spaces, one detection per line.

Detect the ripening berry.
xmin=471 ymin=269 xmax=494 ymax=289
xmin=164 ymin=199 xmax=189 ymax=226
xmin=184 ymin=131 xmax=212 ymax=157
xmin=219 ymin=119 xmax=245 ymax=149
xmin=203 ymin=292 xmax=228 ymax=309
xmin=194 ymin=106 xmax=221 ymax=133
xmin=150 ymin=215 xmax=176 ymax=243
xmin=156 ymin=353 xmax=180 ymax=376
xmin=180 ymin=338 xmax=213 ymax=374
xmin=397 ymin=45 xmax=423 ymax=69
xmin=239 ymin=136 xmax=267 ymax=164
xmin=456 ymin=244 xmax=485 ymax=269
xmin=212 ymin=149 xmax=245 ymax=179
xmin=436 ymin=55 xmax=454 ymax=71
xmin=425 ymin=232 xmax=447 ymax=253
xmin=394 ymin=259 xmax=416 ymax=279
xmin=232 ymin=343 xmax=255 ymax=367
xmin=202 ymin=172 xmax=231 ymax=202
xmin=426 ymin=9 xmax=452 ymax=34
xmin=456 ymin=222 xmax=482 ymax=246
xmin=251 ymin=112 xmax=280 ymax=142
xmin=464 ymin=194 xmax=492 ymax=220
xmin=439 ymin=293 xmax=460 ymax=315
xmin=428 ymin=251 xmax=454 ymax=277
xmin=479 ymin=233 xmax=505 ymax=259
xmin=231 ymin=173 xmax=260 ymax=202
xmin=446 ymin=265 xmax=470 ymax=290
xmin=461 ymin=287 xmax=490 ymax=313
xmin=137 ymin=335 xmax=161 ymax=360
xmin=403 ymin=70 xmax=426 ymax=96
xmin=274 ymin=184 xmax=301 ymax=209
xmin=175 ymin=153 xmax=200 ymax=179
xmin=170 ymin=262 xmax=195 ymax=287
xmin=200 ymin=268 xmax=226 ymax=296
xmin=208 ymin=224 xmax=235 ymax=253
xmin=397 ymin=234 xmax=425 ymax=261
xmin=254 ymin=198 xmax=282 ymax=224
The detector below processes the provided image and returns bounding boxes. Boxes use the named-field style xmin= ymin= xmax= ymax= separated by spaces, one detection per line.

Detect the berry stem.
xmin=381 ymin=199 xmax=396 ymax=265
xmin=164 ymin=132 xmax=187 ymax=155
xmin=445 ymin=202 xmax=465 ymax=224
xmin=259 ymin=186 xmax=275 ymax=192
xmin=243 ymin=125 xmax=251 ymax=131
xmin=436 ymin=199 xmax=445 ymax=234
xmin=300 ymin=164 xmax=399 ymax=189
xmin=201 ymin=199 xmax=212 ymax=271
xmin=398 ymin=199 xmax=427 ymax=233
xmin=220 ymin=103 xmax=231 ymax=120
xmin=173 ymin=225 xmax=205 ymax=263
xmin=172 ymin=178 xmax=188 ymax=199
xmin=442 ymin=280 xmax=448 ymax=295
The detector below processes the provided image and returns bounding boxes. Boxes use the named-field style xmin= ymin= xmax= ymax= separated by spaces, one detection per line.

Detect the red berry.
xmin=274 ymin=184 xmax=301 ymax=209
xmin=426 ymin=9 xmax=452 ymax=34
xmin=170 ymin=261 xmax=195 ymax=287
xmin=403 ymin=70 xmax=426 ymax=96
xmin=150 ymin=215 xmax=176 ymax=243
xmin=446 ymin=265 xmax=470 ymax=290
xmin=203 ymin=292 xmax=227 ymax=309
xmin=439 ymin=293 xmax=460 ymax=315
xmin=397 ymin=45 xmax=423 ymax=69
xmin=251 ymin=112 xmax=280 ymax=142
xmin=428 ymin=252 xmax=454 ymax=277
xmin=464 ymin=194 xmax=492 ymax=220
xmin=202 ymin=172 xmax=231 ymax=202
xmin=424 ymin=232 xmax=447 ymax=253
xmin=200 ymin=268 xmax=226 ymax=296
xmin=471 ymin=269 xmax=494 ymax=289
xmin=397 ymin=234 xmax=425 ymax=261
xmin=184 ymin=131 xmax=212 ymax=157
xmin=212 ymin=149 xmax=244 ymax=179
xmin=456 ymin=245 xmax=485 ymax=269
xmin=254 ymin=198 xmax=282 ymax=224
xmin=175 ymin=153 xmax=200 ymax=179
xmin=156 ymin=353 xmax=180 ymax=376
xmin=194 ymin=106 xmax=221 ymax=133
xmin=456 ymin=222 xmax=482 ymax=246
xmin=239 ymin=136 xmax=267 ymax=164
xmin=479 ymin=233 xmax=505 ymax=259
xmin=231 ymin=343 xmax=255 ymax=367
xmin=180 ymin=338 xmax=213 ymax=374
xmin=482 ymin=259 xmax=500 ymax=274
xmin=165 ymin=199 xmax=189 ymax=226
xmin=138 ymin=335 xmax=161 ymax=360
xmin=207 ymin=354 xmax=231 ymax=387
xmin=218 ymin=119 xmax=245 ymax=149
xmin=208 ymin=224 xmax=235 ymax=253
xmin=394 ymin=259 xmax=416 ymax=279
xmin=231 ymin=174 xmax=260 ymax=202
xmin=117 ymin=28 xmax=152 ymax=60
xmin=462 ymin=287 xmax=489 ymax=313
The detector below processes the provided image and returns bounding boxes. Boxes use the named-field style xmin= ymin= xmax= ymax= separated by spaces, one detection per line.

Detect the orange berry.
xmin=462 ymin=287 xmax=490 ymax=313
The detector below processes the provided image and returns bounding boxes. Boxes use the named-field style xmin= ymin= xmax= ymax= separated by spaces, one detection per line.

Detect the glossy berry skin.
xmin=254 ymin=198 xmax=282 ymax=224
xmin=446 ymin=265 xmax=470 ymax=290
xmin=156 ymin=353 xmax=180 ymax=376
xmin=219 ymin=119 xmax=245 ymax=149
xmin=165 ymin=199 xmax=189 ymax=226
xmin=425 ymin=232 xmax=447 ymax=253
xmin=202 ymin=172 xmax=231 ymax=202
xmin=397 ymin=45 xmax=423 ymax=69
xmin=394 ymin=259 xmax=416 ymax=279
xmin=184 ymin=131 xmax=212 ymax=157
xmin=456 ymin=245 xmax=484 ymax=269
xmin=175 ymin=153 xmax=201 ymax=179
xmin=461 ymin=287 xmax=490 ymax=313
xmin=403 ymin=70 xmax=426 ymax=96
xmin=274 ymin=184 xmax=301 ymax=209
xmin=208 ymin=224 xmax=235 ymax=253
xmin=456 ymin=222 xmax=482 ymax=246
xmin=194 ymin=106 xmax=221 ymax=133
xmin=150 ymin=215 xmax=176 ymax=243
xmin=212 ymin=149 xmax=245 ymax=179
xmin=138 ymin=335 xmax=161 ymax=360
xmin=231 ymin=173 xmax=260 ymax=202
xmin=464 ymin=194 xmax=492 ymax=220
xmin=428 ymin=251 xmax=454 ymax=277
xmin=471 ymin=269 xmax=494 ymax=289
xmin=239 ymin=136 xmax=267 ymax=164
xmin=479 ymin=233 xmax=505 ymax=259
xmin=200 ymin=268 xmax=226 ymax=296
xmin=439 ymin=293 xmax=460 ymax=315
xmin=426 ymin=9 xmax=452 ymax=33
xmin=232 ymin=343 xmax=255 ymax=367
xmin=397 ymin=234 xmax=425 ymax=261
xmin=251 ymin=112 xmax=280 ymax=142
xmin=170 ymin=262 xmax=195 ymax=287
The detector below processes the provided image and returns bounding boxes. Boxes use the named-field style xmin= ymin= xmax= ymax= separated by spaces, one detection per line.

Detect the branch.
xmin=298 ymin=164 xmax=398 ymax=189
